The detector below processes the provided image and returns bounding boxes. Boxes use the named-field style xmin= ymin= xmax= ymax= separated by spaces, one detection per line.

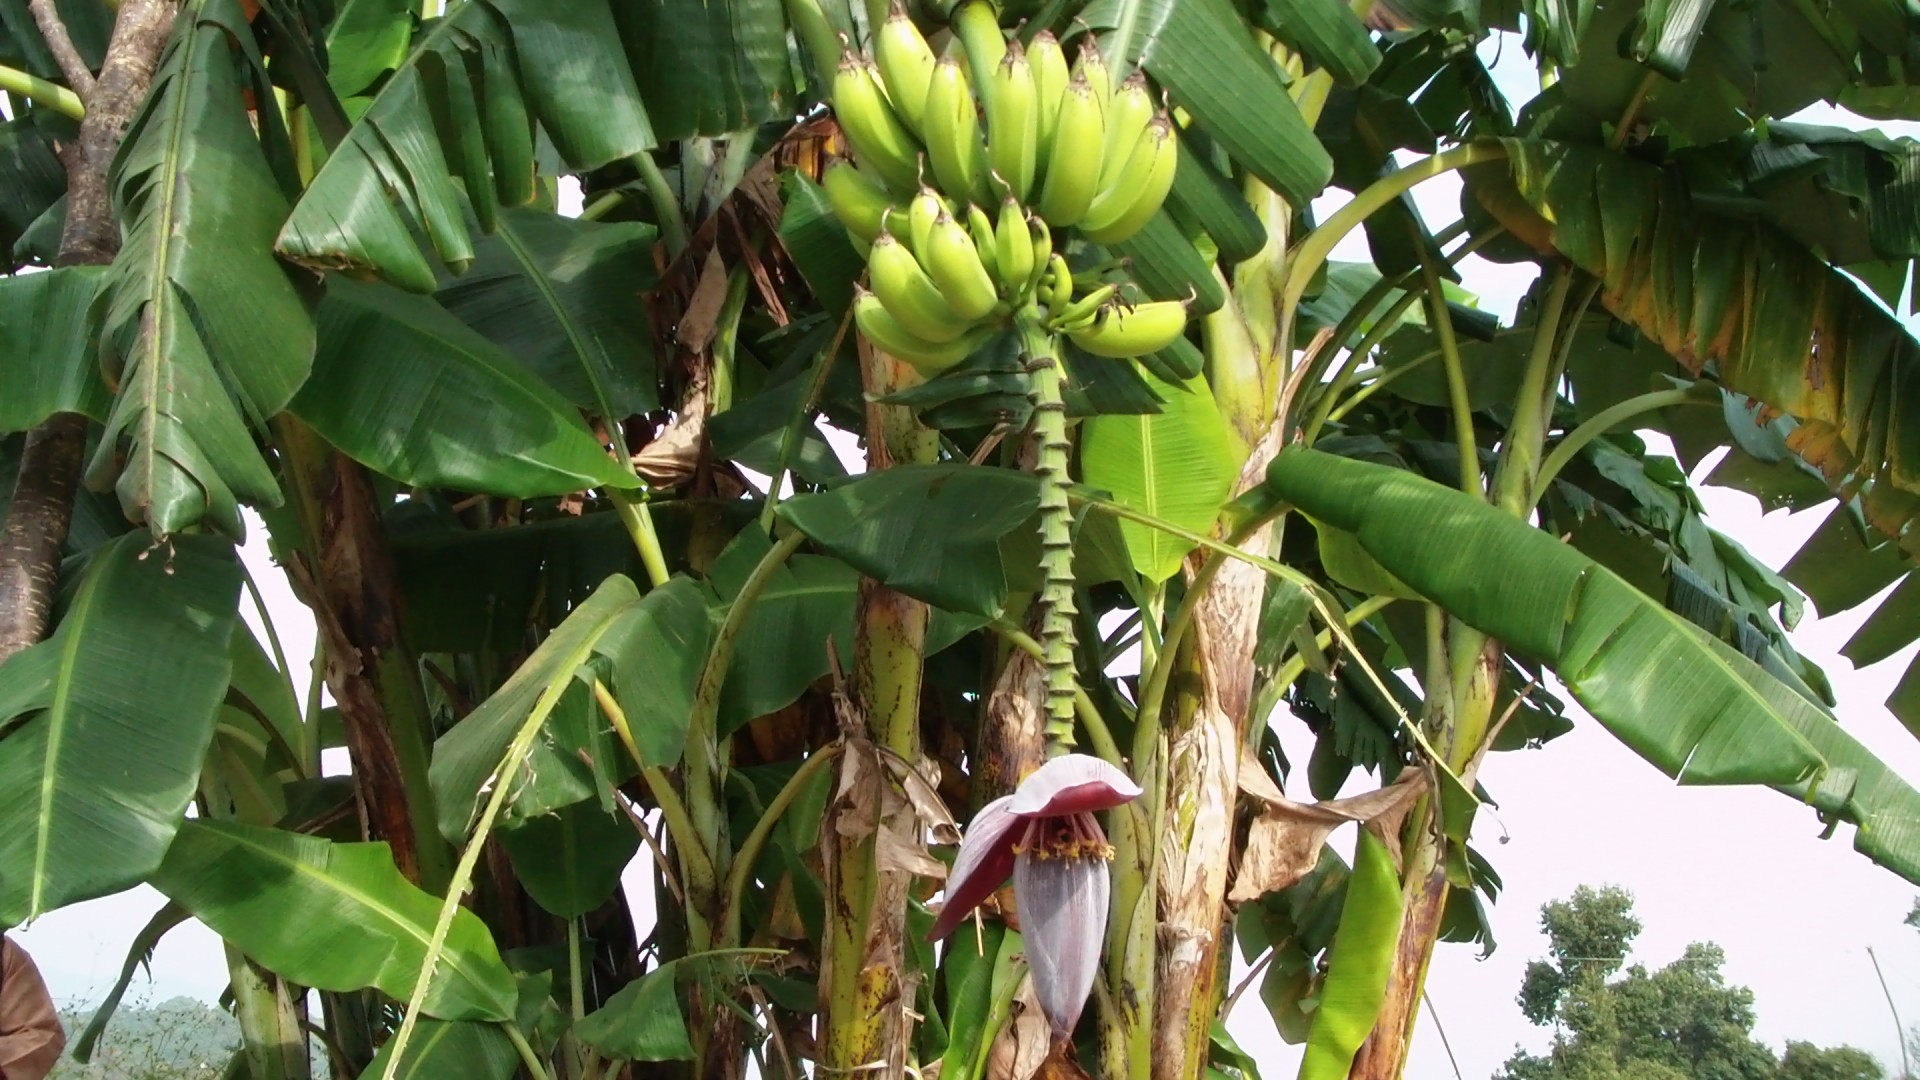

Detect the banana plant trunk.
xmin=818 ymin=341 xmax=940 ymax=1076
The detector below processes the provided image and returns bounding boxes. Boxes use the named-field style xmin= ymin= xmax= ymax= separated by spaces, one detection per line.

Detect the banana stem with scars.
xmin=1020 ymin=315 xmax=1079 ymax=758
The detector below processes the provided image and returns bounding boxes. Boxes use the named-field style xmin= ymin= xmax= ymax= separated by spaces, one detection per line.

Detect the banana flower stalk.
xmin=929 ymin=755 xmax=1142 ymax=1042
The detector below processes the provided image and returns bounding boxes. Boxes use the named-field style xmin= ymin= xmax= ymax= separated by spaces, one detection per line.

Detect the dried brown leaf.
xmin=987 ymin=977 xmax=1051 ymax=1080
xmin=677 ymin=248 xmax=730 ymax=350
xmin=1228 ymin=756 xmax=1426 ymax=903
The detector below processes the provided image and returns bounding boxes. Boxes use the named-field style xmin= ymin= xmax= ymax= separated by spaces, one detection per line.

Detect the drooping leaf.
xmin=88 ymin=0 xmax=314 ymax=538
xmin=574 ymin=962 xmax=695 ymax=1062
xmin=1297 ymin=831 xmax=1402 ymax=1080
xmin=776 ymin=463 xmax=1043 ymax=615
xmin=324 ymin=0 xmax=414 ymax=99
xmin=1165 ymin=132 xmax=1267 ymax=266
xmin=0 ymin=267 xmax=109 ymax=432
xmin=152 ymin=820 xmax=518 ymax=1020
xmin=0 ymin=534 xmax=240 ymax=926
xmin=499 ymin=802 xmax=641 ymax=919
xmin=1266 ymin=447 xmax=1825 ymax=787
xmin=598 ymin=575 xmax=713 ymax=768
xmin=616 ymin=0 xmax=794 ymax=143
xmin=431 ymin=577 xmax=644 ymax=842
xmin=277 ymin=0 xmax=653 ymax=292
xmin=436 ymin=208 xmax=661 ymax=417
xmin=1254 ymin=0 xmax=1380 ymax=86
xmin=1081 ymin=370 xmax=1237 ymax=582
xmin=293 ymin=277 xmax=638 ymax=496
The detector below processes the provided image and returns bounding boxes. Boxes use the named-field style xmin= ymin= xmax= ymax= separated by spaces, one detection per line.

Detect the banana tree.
xmin=2 ymin=0 xmax=1919 ymax=1078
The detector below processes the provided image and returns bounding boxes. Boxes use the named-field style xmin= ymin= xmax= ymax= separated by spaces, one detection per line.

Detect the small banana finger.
xmin=1065 ymin=298 xmax=1191 ymax=358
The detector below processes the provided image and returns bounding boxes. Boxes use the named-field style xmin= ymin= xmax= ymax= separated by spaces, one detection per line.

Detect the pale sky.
xmin=13 ymin=28 xmax=1920 ymax=1080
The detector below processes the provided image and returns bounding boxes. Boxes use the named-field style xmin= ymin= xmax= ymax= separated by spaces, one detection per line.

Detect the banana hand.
xmin=1065 ymin=298 xmax=1190 ymax=358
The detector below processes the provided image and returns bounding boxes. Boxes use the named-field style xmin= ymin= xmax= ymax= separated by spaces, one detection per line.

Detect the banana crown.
xmin=824 ymin=8 xmax=1191 ymax=375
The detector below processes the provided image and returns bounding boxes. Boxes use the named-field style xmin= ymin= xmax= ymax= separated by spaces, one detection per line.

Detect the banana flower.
xmin=929 ymin=754 xmax=1142 ymax=1041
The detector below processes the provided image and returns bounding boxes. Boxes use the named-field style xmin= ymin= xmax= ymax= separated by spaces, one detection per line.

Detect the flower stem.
xmin=1020 ymin=316 xmax=1079 ymax=757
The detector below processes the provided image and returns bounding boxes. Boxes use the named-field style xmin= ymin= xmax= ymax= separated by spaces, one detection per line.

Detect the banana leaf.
xmin=0 ymin=267 xmax=109 ymax=432
xmin=1297 ymin=831 xmax=1400 ymax=1080
xmin=88 ymin=0 xmax=314 ymax=538
xmin=292 ymin=277 xmax=638 ymax=496
xmin=0 ymin=534 xmax=241 ymax=926
xmin=1080 ymin=368 xmax=1237 ymax=582
xmin=278 ymin=0 xmax=653 ymax=292
xmin=152 ymin=820 xmax=519 ymax=1021
xmin=1268 ymin=446 xmax=1920 ymax=882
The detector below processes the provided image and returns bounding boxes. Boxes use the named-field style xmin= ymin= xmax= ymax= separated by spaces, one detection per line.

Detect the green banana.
xmin=1071 ymin=37 xmax=1111 ymax=114
xmin=986 ymin=40 xmax=1039 ymax=202
xmin=869 ymin=230 xmax=973 ymax=343
xmin=949 ymin=0 xmax=1007 ymax=106
xmin=1026 ymin=214 xmax=1052 ymax=297
xmin=1098 ymin=72 xmax=1155 ymax=193
xmin=1065 ymin=298 xmax=1190 ymax=358
xmin=833 ymin=53 xmax=922 ymax=195
xmin=966 ymin=203 xmax=1001 ymax=283
xmin=1042 ymin=253 xmax=1072 ymax=310
xmin=1034 ymin=73 xmax=1105 ymax=226
xmin=1048 ymin=283 xmax=1117 ymax=331
xmin=823 ymin=158 xmax=893 ymax=242
xmin=1028 ymin=30 xmax=1069 ymax=168
xmin=908 ymin=186 xmax=946 ymax=259
xmin=922 ymin=57 xmax=989 ymax=205
xmin=924 ymin=209 xmax=1002 ymax=320
xmin=874 ymin=4 xmax=938 ymax=137
xmin=995 ymin=195 xmax=1034 ymax=300
xmin=855 ymin=288 xmax=994 ymax=377
xmin=1080 ymin=114 xmax=1178 ymax=244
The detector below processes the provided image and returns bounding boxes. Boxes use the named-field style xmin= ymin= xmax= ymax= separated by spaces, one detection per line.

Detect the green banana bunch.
xmin=820 ymin=4 xmax=1192 ymax=376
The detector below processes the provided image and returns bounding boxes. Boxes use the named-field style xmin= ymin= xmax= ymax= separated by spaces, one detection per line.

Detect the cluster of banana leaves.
xmin=3 ymin=0 xmax=1920 ymax=1077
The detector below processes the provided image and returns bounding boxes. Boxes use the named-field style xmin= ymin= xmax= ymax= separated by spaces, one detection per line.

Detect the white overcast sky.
xmin=14 ymin=28 xmax=1920 ymax=1080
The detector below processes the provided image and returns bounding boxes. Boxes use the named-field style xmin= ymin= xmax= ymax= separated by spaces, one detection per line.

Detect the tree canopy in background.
xmin=1500 ymin=887 xmax=1887 ymax=1080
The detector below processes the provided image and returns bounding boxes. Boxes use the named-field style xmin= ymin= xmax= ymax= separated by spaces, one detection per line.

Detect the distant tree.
xmin=1497 ymin=889 xmax=1884 ymax=1080
xmin=49 ymin=996 xmax=237 ymax=1080
xmin=1777 ymin=1042 xmax=1886 ymax=1080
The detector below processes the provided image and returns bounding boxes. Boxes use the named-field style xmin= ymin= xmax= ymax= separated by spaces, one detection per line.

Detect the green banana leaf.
xmin=0 ymin=111 xmax=67 ymax=265
xmin=597 ymin=575 xmax=712 ymax=768
xmin=1269 ymin=447 xmax=1920 ymax=882
xmin=775 ymin=463 xmax=1041 ymax=616
xmin=358 ymin=1017 xmax=520 ymax=1080
xmin=1477 ymin=137 xmax=1920 ymax=728
xmin=1296 ymin=831 xmax=1401 ymax=1080
xmin=1166 ymin=133 xmax=1267 ymax=265
xmin=87 ymin=0 xmax=314 ymax=538
xmin=0 ymin=0 xmax=108 ymax=79
xmin=0 ymin=534 xmax=241 ymax=926
xmin=322 ymin=0 xmax=413 ymax=100
xmin=1081 ymin=368 xmax=1237 ymax=582
xmin=1253 ymin=0 xmax=1379 ymax=86
xmin=1110 ymin=209 xmax=1228 ymax=315
xmin=934 ymin=921 xmax=1004 ymax=1079
xmin=292 ymin=277 xmax=638 ymax=496
xmin=152 ymin=820 xmax=519 ymax=1021
xmin=356 ymin=973 xmax=556 ymax=1080
xmin=617 ymin=0 xmax=795 ymax=143
xmin=0 ymin=267 xmax=108 ymax=432
xmin=436 ymin=209 xmax=661 ymax=418
xmin=1267 ymin=446 xmax=1827 ymax=785
xmin=574 ymin=961 xmax=696 ymax=1062
xmin=430 ymin=577 xmax=645 ymax=842
xmin=277 ymin=0 xmax=653 ymax=292
xmin=779 ymin=171 xmax=863 ymax=315
xmin=499 ymin=801 xmax=640 ymax=919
